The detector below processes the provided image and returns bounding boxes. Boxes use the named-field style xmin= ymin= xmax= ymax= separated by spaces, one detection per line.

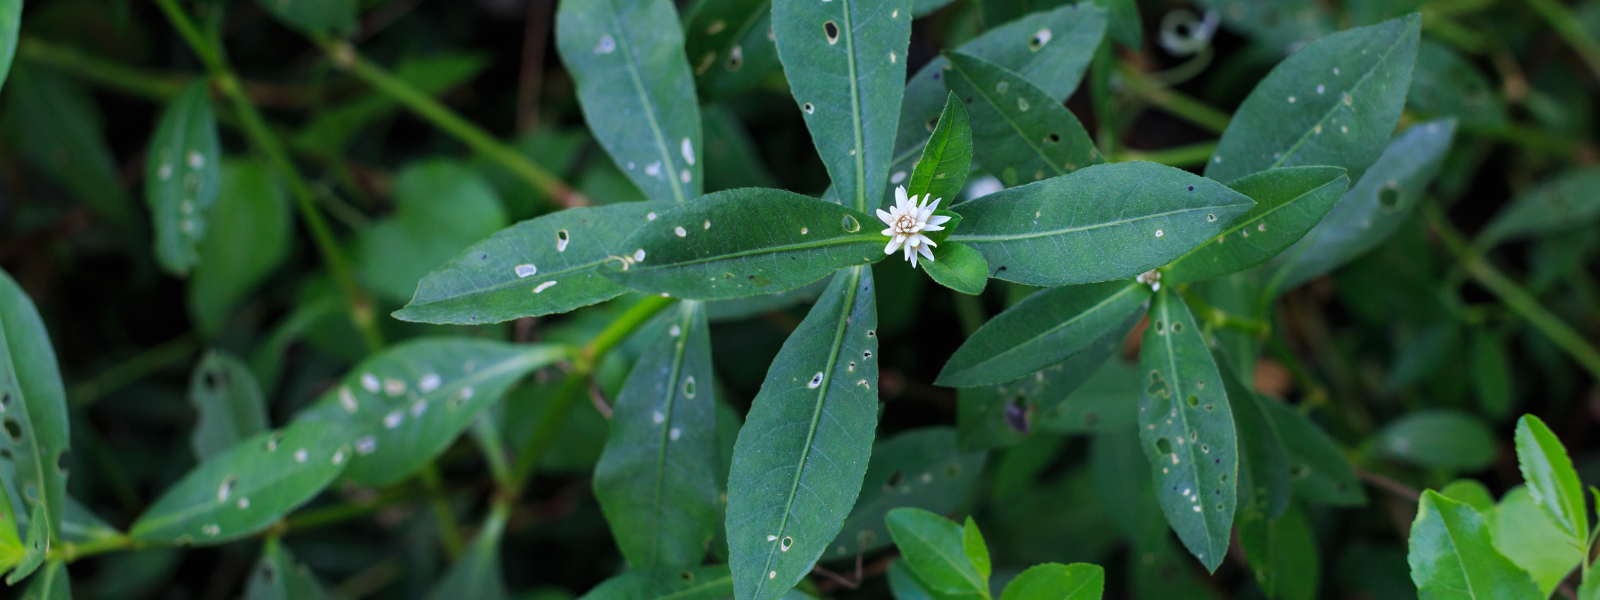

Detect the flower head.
xmin=877 ymin=187 xmax=952 ymax=269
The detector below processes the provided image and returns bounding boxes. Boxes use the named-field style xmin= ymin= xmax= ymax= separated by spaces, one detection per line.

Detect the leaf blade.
xmin=939 ymin=280 xmax=1150 ymax=388
xmin=189 ymin=350 xmax=271 ymax=461
xmin=1163 ymin=166 xmax=1349 ymax=284
xmin=943 ymin=51 xmax=1100 ymax=188
xmin=1408 ymin=490 xmax=1542 ymax=600
xmin=1513 ymin=415 xmax=1588 ymax=544
xmin=0 ymin=270 xmax=70 ymax=543
xmin=905 ymin=93 xmax=972 ymax=205
xmin=145 ymin=81 xmax=223 ymax=276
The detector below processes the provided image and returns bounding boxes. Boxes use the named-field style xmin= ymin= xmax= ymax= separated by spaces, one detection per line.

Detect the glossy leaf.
xmin=1408 ymin=490 xmax=1541 ymax=600
xmin=906 ymin=93 xmax=972 ymax=206
xmin=130 ymin=420 xmax=346 ymax=545
xmin=188 ymin=161 xmax=293 ymax=336
xmin=424 ymin=510 xmax=510 ymax=600
xmin=557 ymin=0 xmax=702 ymax=203
xmin=18 ymin=559 xmax=68 ymax=600
xmin=0 ymin=270 xmax=70 ymax=543
xmin=950 ymin=161 xmax=1253 ymax=287
xmin=254 ymin=0 xmax=356 ymax=35
xmin=1137 ymin=288 xmax=1237 ymax=572
xmin=923 ymin=242 xmax=989 ymax=296
xmin=244 ymin=539 xmax=331 ymax=600
xmin=6 ymin=503 xmax=44 ymax=584
xmin=358 ymin=161 xmax=510 ymax=302
xmin=943 ymin=51 xmax=1100 ymax=188
xmin=962 ymin=517 xmax=991 ymax=583
xmin=1513 ymin=415 xmax=1587 ymax=543
xmin=1205 ymin=15 xmax=1421 ymax=183
xmin=829 ymin=427 xmax=986 ymax=559
xmin=1258 ymin=398 xmax=1365 ymax=506
xmin=726 ymin=267 xmax=878 ymax=600
xmin=1491 ymin=486 xmax=1583 ymax=598
xmin=144 ymin=81 xmax=222 ymax=276
xmin=396 ymin=201 xmax=671 ymax=324
xmin=939 ymin=280 xmax=1150 ymax=388
xmin=1441 ymin=479 xmax=1497 ymax=513
xmin=998 ymin=563 xmax=1103 ymax=600
xmin=684 ymin=0 xmax=780 ymax=101
xmin=1164 ymin=167 xmax=1348 ymax=284
xmin=189 ymin=350 xmax=270 ymax=461
xmin=772 ymin=0 xmax=911 ymax=211
xmin=1374 ymin=410 xmax=1496 ymax=471
xmin=296 ymin=339 xmax=564 ymax=487
xmin=885 ymin=508 xmax=987 ymax=598
xmin=1480 ymin=168 xmax=1600 ymax=246
xmin=579 ymin=565 xmax=733 ymax=600
xmin=606 ymin=189 xmax=886 ymax=300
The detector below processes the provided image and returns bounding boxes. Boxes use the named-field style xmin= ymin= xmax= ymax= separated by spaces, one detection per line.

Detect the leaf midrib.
xmin=896 ymin=522 xmax=985 ymax=593
xmin=841 ymin=0 xmax=866 ymax=212
xmin=1266 ymin=28 xmax=1408 ymax=172
xmin=1175 ymin=176 xmax=1346 ymax=262
xmin=647 ymin=301 xmax=694 ymax=564
xmin=950 ymin=205 xmax=1239 ymax=243
xmin=948 ymin=54 xmax=1063 ymax=179
xmin=602 ymin=0 xmax=687 ymax=203
xmin=624 ymin=233 xmax=885 ymax=273
xmin=1158 ymin=295 xmax=1214 ymax=554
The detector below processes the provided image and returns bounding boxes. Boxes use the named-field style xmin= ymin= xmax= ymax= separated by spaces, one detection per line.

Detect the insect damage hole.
xmin=824 ymin=21 xmax=840 ymax=44
xmin=803 ymin=102 xmax=815 ymax=114
xmin=807 ymin=372 xmax=825 ymax=389
xmin=1029 ymin=28 xmax=1052 ymax=50
xmin=780 ymin=536 xmax=794 ymax=551
xmin=557 ymin=229 xmax=570 ymax=251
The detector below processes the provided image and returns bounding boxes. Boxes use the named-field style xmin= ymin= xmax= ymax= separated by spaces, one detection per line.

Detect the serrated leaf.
xmin=254 ymin=0 xmax=356 ymax=35
xmin=961 ymin=517 xmax=991 ymax=583
xmin=1374 ymin=410 xmax=1496 ymax=471
xmin=557 ymin=0 xmax=703 ymax=203
xmin=189 ymin=350 xmax=270 ymax=461
xmin=244 ymin=539 xmax=331 ymax=600
xmin=6 ymin=503 xmax=45 ymax=585
xmin=144 ymin=80 xmax=222 ymax=275
xmin=188 ymin=161 xmax=293 ymax=336
xmin=396 ymin=201 xmax=671 ymax=325
xmin=1408 ymin=490 xmax=1542 ymax=600
xmin=1257 ymin=399 xmax=1365 ymax=506
xmin=1164 ymin=167 xmax=1348 ymax=284
xmin=923 ymin=242 xmax=988 ymax=296
xmin=684 ymin=0 xmax=780 ymax=101
xmin=828 ymin=427 xmax=986 ymax=559
xmin=1137 ymin=288 xmax=1237 ymax=572
xmin=0 ymin=270 xmax=70 ymax=544
xmin=1491 ymin=486 xmax=1583 ymax=598
xmin=1205 ymin=15 xmax=1421 ymax=184
xmin=606 ymin=189 xmax=886 ymax=300
xmin=579 ymin=565 xmax=733 ymax=600
xmin=885 ymin=508 xmax=987 ymax=598
xmin=906 ymin=93 xmax=972 ymax=205
xmin=1513 ymin=415 xmax=1587 ymax=544
xmin=727 ymin=267 xmax=878 ymax=600
xmin=1480 ymin=167 xmax=1600 ymax=246
xmin=943 ymin=51 xmax=1100 ymax=188
xmin=939 ymin=280 xmax=1150 ymax=388
xmin=999 ymin=563 xmax=1103 ymax=600
xmin=773 ymin=0 xmax=910 ymax=211
xmin=950 ymin=162 xmax=1253 ymax=287
xmin=425 ymin=509 xmax=510 ymax=600
xmin=596 ymin=301 xmax=720 ymax=568
xmin=296 ymin=339 xmax=564 ymax=487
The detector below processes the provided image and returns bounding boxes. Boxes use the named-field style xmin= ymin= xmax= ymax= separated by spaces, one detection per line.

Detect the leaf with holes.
xmin=999 ymin=563 xmax=1103 ymax=600
xmin=189 ymin=351 xmax=270 ymax=461
xmin=772 ymin=0 xmax=910 ymax=211
xmin=254 ymin=0 xmax=356 ymax=35
xmin=923 ymin=242 xmax=988 ymax=296
xmin=949 ymin=162 xmax=1253 ymax=287
xmin=1408 ymin=490 xmax=1542 ymax=600
xmin=905 ymin=93 xmax=972 ymax=206
xmin=1513 ymin=415 xmax=1587 ymax=544
xmin=129 ymin=420 xmax=345 ymax=545
xmin=0 ymin=270 xmax=69 ymax=545
xmin=425 ymin=510 xmax=511 ymax=600
xmin=726 ymin=267 xmax=878 ymax=600
xmin=943 ymin=51 xmax=1100 ymax=188
xmin=939 ymin=280 xmax=1150 ymax=388
xmin=295 ymin=339 xmax=564 ymax=487
xmin=144 ymin=81 xmax=222 ymax=276
xmin=605 ymin=189 xmax=886 ymax=300
xmin=595 ymin=301 xmax=720 ymax=568
xmin=1136 ymin=288 xmax=1237 ymax=572
xmin=684 ymin=0 xmax=779 ymax=101
xmin=558 ymin=0 xmax=702 ymax=203
xmin=1481 ymin=167 xmax=1600 ymax=246
xmin=1163 ymin=167 xmax=1348 ymax=284
xmin=1257 ymin=398 xmax=1365 ymax=506
xmin=5 ymin=503 xmax=44 ymax=584
xmin=578 ymin=565 xmax=733 ymax=600
xmin=1205 ymin=14 xmax=1420 ymax=184
xmin=828 ymin=427 xmax=986 ymax=559
xmin=395 ymin=201 xmax=671 ymax=325
xmin=885 ymin=508 xmax=988 ymax=599
xmin=244 ymin=539 xmax=331 ymax=600
xmin=188 ymin=161 xmax=293 ymax=336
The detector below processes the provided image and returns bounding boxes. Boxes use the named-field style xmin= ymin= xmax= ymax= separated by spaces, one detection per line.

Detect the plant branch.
xmin=1115 ymin=141 xmax=1219 ymax=166
xmin=1119 ymin=64 xmax=1232 ymax=134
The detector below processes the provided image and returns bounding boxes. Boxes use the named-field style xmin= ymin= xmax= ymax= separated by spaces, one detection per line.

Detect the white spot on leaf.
xmin=515 ymin=264 xmax=538 ymax=278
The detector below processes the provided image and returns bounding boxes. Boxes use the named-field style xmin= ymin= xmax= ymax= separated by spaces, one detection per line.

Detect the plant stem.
xmin=417 ymin=463 xmax=465 ymax=559
xmin=1115 ymin=141 xmax=1219 ymax=167
xmin=1176 ymin=285 xmax=1270 ymax=337
xmin=70 ymin=334 xmax=200 ymax=407
xmin=1119 ymin=66 xmax=1232 ymax=134
xmin=18 ymin=37 xmax=185 ymax=101
xmin=1522 ymin=0 xmax=1600 ymax=81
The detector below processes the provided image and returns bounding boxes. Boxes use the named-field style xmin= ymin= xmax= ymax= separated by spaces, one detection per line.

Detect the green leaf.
xmin=19 ymin=560 xmax=69 ymax=599
xmin=1480 ymin=167 xmax=1600 ymax=246
xmin=1136 ymin=288 xmax=1237 ymax=573
xmin=1090 ymin=430 xmax=1165 ymax=544
xmin=684 ymin=0 xmax=780 ymax=102
xmin=726 ymin=267 xmax=878 ymax=600
xmin=60 ymin=496 xmax=118 ymax=545
xmin=706 ymin=276 xmax=833 ymax=322
xmin=885 ymin=508 xmax=987 ymax=598
xmin=6 ymin=503 xmax=45 ymax=584
xmin=961 ymin=517 xmax=991 ymax=583
xmin=912 ymin=0 xmax=958 ymax=17
xmin=0 ymin=0 xmax=18 ymax=94
xmin=188 ymin=161 xmax=293 ymax=336
xmin=1133 ymin=537 xmax=1224 ymax=600
xmin=1408 ymin=490 xmax=1541 ymax=600
xmin=557 ymin=0 xmax=703 ymax=203
xmin=1239 ymin=502 xmax=1319 ymax=600
xmin=1491 ymin=486 xmax=1584 ymax=598
xmin=296 ymin=339 xmax=564 ymax=487
xmin=595 ymin=301 xmax=720 ymax=568
xmin=1091 ymin=0 xmax=1141 ymax=48
xmin=395 ymin=201 xmax=671 ymax=325
xmin=1513 ymin=415 xmax=1587 ymax=544
xmin=702 ymin=105 xmax=780 ymax=191
xmin=143 ymin=81 xmax=222 ymax=275
xmin=1440 ymin=479 xmax=1497 ymax=513
xmin=0 ymin=270 xmax=70 ymax=544
xmin=829 ymin=427 xmax=986 ymax=559
xmin=998 ymin=563 xmax=1103 ymax=600
xmin=244 ymin=539 xmax=331 ymax=600
xmin=1471 ymin=331 xmax=1513 ymax=420
xmin=906 ymin=93 xmax=973 ymax=205
xmin=254 ymin=0 xmax=356 ymax=35
xmin=1038 ymin=359 xmax=1140 ymax=434
xmin=425 ymin=510 xmax=510 ymax=600
xmin=0 ymin=478 xmax=20 ymax=572
xmin=939 ymin=281 xmax=1150 ymax=388
xmin=1374 ymin=410 xmax=1496 ymax=471
xmin=1257 ymin=399 xmax=1365 ymax=506
xmin=358 ymin=161 xmax=510 ymax=302
xmin=130 ymin=420 xmax=344 ymax=545
xmin=1204 ymin=15 xmax=1421 ymax=184
xmin=605 ymin=189 xmax=886 ymax=300
xmin=943 ymin=51 xmax=1100 ymax=188
xmin=1407 ymin=41 xmax=1506 ymax=128
xmin=772 ymin=0 xmax=911 ymax=211
xmin=189 ymin=350 xmax=270 ymax=461
xmin=4 ymin=66 xmax=138 ymax=238
xmin=578 ymin=566 xmax=733 ymax=600
xmin=1163 ymin=167 xmax=1348 ymax=284
xmin=923 ymin=242 xmax=989 ymax=296
xmin=888 ymin=560 xmax=938 ymax=600
xmin=1221 ymin=356 xmax=1290 ymax=522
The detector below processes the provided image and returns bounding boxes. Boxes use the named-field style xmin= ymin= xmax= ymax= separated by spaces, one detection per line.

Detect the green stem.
xmin=70 ymin=334 xmax=200 ymax=407
xmin=1523 ymin=0 xmax=1600 ymax=81
xmin=18 ymin=37 xmax=186 ymax=101
xmin=50 ymin=532 xmax=137 ymax=563
xmin=1115 ymin=141 xmax=1219 ymax=167
xmin=418 ymin=463 xmax=465 ymax=559
xmin=472 ymin=413 xmax=515 ymax=492
xmin=1175 ymin=284 xmax=1270 ymax=337
xmin=1120 ymin=66 xmax=1232 ymax=135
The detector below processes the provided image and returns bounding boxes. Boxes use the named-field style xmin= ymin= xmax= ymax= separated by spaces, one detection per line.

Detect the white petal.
xmin=882 ymin=227 xmax=897 ymax=236
xmin=884 ymin=235 xmax=905 ymax=255
xmin=918 ymin=243 xmax=935 ymax=263
xmin=895 ymin=186 xmax=908 ymax=208
xmin=926 ymin=197 xmax=943 ymax=211
xmin=927 ymin=215 xmax=953 ymax=226
xmin=876 ymin=209 xmax=895 ymax=227
xmin=918 ymin=205 xmax=935 ymax=221
xmin=921 ymin=223 xmax=944 ymax=232
xmin=903 ymin=241 xmax=915 ymax=263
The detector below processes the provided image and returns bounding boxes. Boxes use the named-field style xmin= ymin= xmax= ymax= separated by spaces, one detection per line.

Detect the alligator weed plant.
xmin=0 ymin=0 xmax=1597 ymax=598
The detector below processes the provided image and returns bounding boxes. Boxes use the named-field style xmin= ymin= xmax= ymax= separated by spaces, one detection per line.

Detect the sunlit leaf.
xmin=906 ymin=93 xmax=972 ymax=207
xmin=1408 ymin=490 xmax=1541 ymax=600
xmin=1163 ymin=166 xmax=1348 ymax=285
xmin=885 ymin=508 xmax=987 ymax=598
xmin=189 ymin=350 xmax=270 ymax=461
xmin=943 ymin=51 xmax=1100 ymax=188
xmin=998 ymin=563 xmax=1103 ymax=600
xmin=1513 ymin=415 xmax=1587 ymax=543
xmin=923 ymin=242 xmax=989 ymax=296
xmin=5 ymin=503 xmax=44 ymax=584
xmin=0 ymin=270 xmax=70 ymax=544
xmin=829 ymin=427 xmax=986 ymax=559
xmin=1490 ymin=486 xmax=1583 ymax=598
xmin=939 ymin=280 xmax=1149 ymax=388
xmin=144 ymin=81 xmax=222 ymax=276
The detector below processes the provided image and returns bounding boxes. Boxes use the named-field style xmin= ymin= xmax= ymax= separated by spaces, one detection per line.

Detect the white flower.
xmin=877 ymin=186 xmax=952 ymax=269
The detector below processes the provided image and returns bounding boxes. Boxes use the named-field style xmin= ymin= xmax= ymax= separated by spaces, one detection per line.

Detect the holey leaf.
xmin=949 ymin=162 xmax=1253 ymax=287
xmin=188 ymin=350 xmax=270 ymax=461
xmin=1205 ymin=14 xmax=1421 ymax=184
xmin=1137 ymin=288 xmax=1237 ymax=572
xmin=557 ymin=0 xmax=703 ymax=203
xmin=395 ymin=201 xmax=671 ymax=325
xmin=296 ymin=339 xmax=564 ymax=487
xmin=828 ymin=427 xmax=987 ymax=559
xmin=130 ymin=420 xmax=346 ymax=545
xmin=942 ymin=51 xmax=1100 ymax=188
xmin=595 ymin=301 xmax=720 ymax=568
xmin=144 ymin=81 xmax=222 ymax=276
xmin=684 ymin=0 xmax=780 ymax=101
xmin=1163 ymin=167 xmax=1349 ymax=285
xmin=773 ymin=0 xmax=911 ymax=210
xmin=727 ymin=267 xmax=878 ymax=600
xmin=905 ymin=93 xmax=972 ymax=206
xmin=939 ymin=280 xmax=1151 ymax=388
xmin=1408 ymin=491 xmax=1542 ymax=600
xmin=605 ymin=189 xmax=887 ymax=300
xmin=0 ymin=270 xmax=70 ymax=543
xmin=1513 ymin=415 xmax=1587 ymax=544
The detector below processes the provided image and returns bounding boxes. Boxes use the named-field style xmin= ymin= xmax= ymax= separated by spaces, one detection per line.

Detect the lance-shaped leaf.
xmin=888 ymin=560 xmax=937 ymax=600
xmin=0 ymin=0 xmax=17 ymax=94
xmin=189 ymin=161 xmax=293 ymax=336
xmin=1163 ymin=167 xmax=1348 ymax=284
xmin=1239 ymin=502 xmax=1318 ymax=600
xmin=130 ymin=420 xmax=346 ymax=545
xmin=296 ymin=339 xmax=564 ymax=487
xmin=949 ymin=162 xmax=1253 ymax=287
xmin=939 ymin=280 xmax=1150 ymax=388
xmin=828 ymin=427 xmax=986 ymax=559
xmin=579 ymin=565 xmax=733 ymax=600
xmin=999 ymin=563 xmax=1103 ymax=600
xmin=144 ymin=81 xmax=222 ymax=275
xmin=396 ymin=201 xmax=671 ymax=324
xmin=6 ymin=503 xmax=44 ymax=584
xmin=772 ymin=0 xmax=911 ymax=211
xmin=1257 ymin=398 xmax=1365 ymax=506
xmin=1480 ymin=168 xmax=1600 ymax=246
xmin=943 ymin=51 xmax=1100 ymax=188
xmin=961 ymin=518 xmax=990 ymax=583
xmin=1220 ymin=355 xmax=1290 ymax=522
xmin=922 ymin=242 xmax=988 ymax=296
xmin=1037 ymin=358 xmax=1141 ymax=434
xmin=1513 ymin=415 xmax=1587 ymax=544
xmin=596 ymin=301 xmax=720 ymax=568
xmin=685 ymin=0 xmax=780 ymax=101
xmin=727 ymin=267 xmax=878 ymax=600
xmin=19 ymin=559 xmax=68 ymax=599
xmin=189 ymin=350 xmax=270 ymax=461
xmin=254 ymin=0 xmax=356 ymax=35
xmin=905 ymin=93 xmax=972 ymax=206
xmin=425 ymin=508 xmax=510 ymax=600
xmin=0 ymin=271 xmax=69 ymax=543
xmin=885 ymin=508 xmax=987 ymax=598
xmin=1137 ymin=288 xmax=1237 ymax=572
xmin=557 ymin=0 xmax=702 ymax=203
xmin=244 ymin=538 xmax=331 ymax=600
xmin=1090 ymin=430 xmax=1165 ymax=544
xmin=1205 ymin=14 xmax=1420 ymax=184
xmin=606 ymin=189 xmax=886 ymax=300
xmin=1408 ymin=490 xmax=1542 ymax=600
